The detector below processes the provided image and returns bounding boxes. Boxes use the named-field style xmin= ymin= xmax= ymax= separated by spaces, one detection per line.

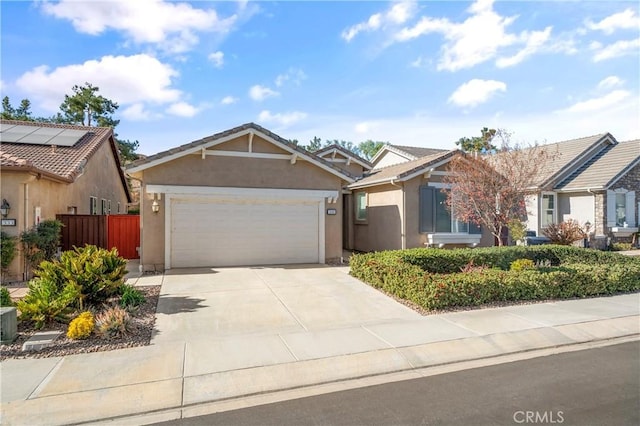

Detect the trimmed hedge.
xmin=350 ymin=246 xmax=640 ymax=311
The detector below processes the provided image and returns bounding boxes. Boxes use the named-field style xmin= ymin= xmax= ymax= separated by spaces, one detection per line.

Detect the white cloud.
xmin=393 ymin=0 xmax=553 ymax=71
xmin=597 ymin=76 xmax=624 ymax=90
xmin=122 ymin=103 xmax=153 ymax=121
xmin=592 ymin=38 xmax=640 ymax=62
xmin=496 ymin=27 xmax=552 ymax=68
xmin=448 ymin=79 xmax=506 ymax=108
xmin=355 ymin=121 xmax=379 ymax=134
xmin=166 ymin=101 xmax=199 ymax=117
xmin=258 ymin=110 xmax=307 ymax=126
xmin=275 ymin=68 xmax=307 ymax=87
xmin=15 ymin=54 xmax=182 ymax=112
xmin=41 ymin=0 xmax=237 ymax=54
xmin=342 ymin=0 xmax=417 ymax=42
xmin=249 ymin=84 xmax=279 ymax=101
xmin=208 ymin=51 xmax=224 ymax=68
xmin=585 ymin=9 xmax=640 ymax=35
xmin=220 ymin=96 xmax=237 ymax=105
xmin=560 ymin=90 xmax=630 ymax=113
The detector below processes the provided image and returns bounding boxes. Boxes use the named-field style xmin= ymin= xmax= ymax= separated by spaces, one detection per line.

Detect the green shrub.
xmin=120 ymin=284 xmax=145 ymax=309
xmin=350 ymin=247 xmax=640 ymax=312
xmin=510 ymin=258 xmax=535 ymax=272
xmin=67 ymin=311 xmax=95 ymax=340
xmin=16 ymin=277 xmax=80 ymax=329
xmin=0 ymin=286 xmax=13 ymax=307
xmin=1 ymin=231 xmax=17 ymax=281
xmin=20 ymin=220 xmax=63 ymax=278
xmin=96 ymin=306 xmax=131 ymax=338
xmin=610 ymin=242 xmax=633 ymax=252
xmin=37 ymin=245 xmax=127 ymax=308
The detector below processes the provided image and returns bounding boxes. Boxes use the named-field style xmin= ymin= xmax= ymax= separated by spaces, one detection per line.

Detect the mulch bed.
xmin=0 ymin=285 xmax=160 ymax=361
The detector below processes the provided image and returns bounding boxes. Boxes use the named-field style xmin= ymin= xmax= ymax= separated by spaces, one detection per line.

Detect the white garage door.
xmin=170 ymin=197 xmax=321 ymax=267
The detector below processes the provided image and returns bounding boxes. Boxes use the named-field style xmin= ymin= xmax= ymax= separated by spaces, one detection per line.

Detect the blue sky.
xmin=1 ymin=0 xmax=639 ymax=155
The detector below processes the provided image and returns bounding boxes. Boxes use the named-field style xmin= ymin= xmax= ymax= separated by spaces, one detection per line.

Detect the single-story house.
xmin=0 ymin=119 xmax=131 ymax=281
xmin=347 ymin=144 xmax=493 ymax=252
xmin=523 ymin=133 xmax=639 ymax=247
xmin=126 ymin=123 xmax=354 ymax=271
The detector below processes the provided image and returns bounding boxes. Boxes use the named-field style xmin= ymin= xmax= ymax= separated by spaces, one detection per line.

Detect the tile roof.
xmin=314 ymin=144 xmax=372 ymax=168
xmin=389 ymin=144 xmax=448 ymax=160
xmin=556 ymin=139 xmax=640 ymax=190
xmin=127 ymin=122 xmax=356 ymax=181
xmin=349 ymin=150 xmax=458 ymax=188
xmin=0 ymin=119 xmax=131 ymax=200
xmin=529 ymin=133 xmax=613 ymax=187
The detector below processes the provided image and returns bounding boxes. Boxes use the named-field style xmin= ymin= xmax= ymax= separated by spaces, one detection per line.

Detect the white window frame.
xmin=101 ymin=199 xmax=107 ymax=215
xmin=540 ymin=192 xmax=557 ymax=228
xmin=607 ymin=189 xmax=636 ymax=228
xmin=90 ymin=196 xmax=97 ymax=215
xmin=108 ymin=200 xmax=111 ymax=214
xmin=355 ymin=191 xmax=367 ymax=222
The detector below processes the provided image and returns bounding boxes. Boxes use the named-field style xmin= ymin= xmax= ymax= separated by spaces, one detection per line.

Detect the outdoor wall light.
xmin=151 ymin=199 xmax=160 ymax=214
xmin=0 ymin=199 xmax=10 ymax=218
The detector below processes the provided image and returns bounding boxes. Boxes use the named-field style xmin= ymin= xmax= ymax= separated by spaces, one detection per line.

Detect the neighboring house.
xmin=347 ymin=148 xmax=492 ymax=252
xmin=126 ymin=123 xmax=354 ymax=271
xmin=523 ymin=133 xmax=640 ymax=247
xmin=0 ymin=119 xmax=131 ymax=281
xmin=370 ymin=143 xmax=448 ymax=169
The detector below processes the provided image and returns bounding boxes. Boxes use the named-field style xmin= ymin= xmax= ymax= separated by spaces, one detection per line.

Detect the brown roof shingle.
xmin=389 ymin=144 xmax=448 ymax=159
xmin=349 ymin=150 xmax=458 ymax=188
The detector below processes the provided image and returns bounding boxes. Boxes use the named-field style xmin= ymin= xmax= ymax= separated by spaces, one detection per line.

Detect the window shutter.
xmin=606 ymin=190 xmax=616 ymax=227
xmin=469 ymin=222 xmax=482 ymax=234
xmin=419 ymin=186 xmax=435 ymax=233
xmin=626 ymin=191 xmax=636 ymax=227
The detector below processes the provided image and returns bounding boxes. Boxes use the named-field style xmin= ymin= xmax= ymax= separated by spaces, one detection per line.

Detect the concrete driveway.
xmin=152 ymin=265 xmax=420 ymax=372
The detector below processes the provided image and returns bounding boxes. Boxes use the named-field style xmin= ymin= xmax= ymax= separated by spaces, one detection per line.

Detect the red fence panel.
xmin=107 ymin=215 xmax=140 ymax=259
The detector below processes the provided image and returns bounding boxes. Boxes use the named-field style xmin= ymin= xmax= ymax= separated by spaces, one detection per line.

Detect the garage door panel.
xmin=170 ymin=197 xmax=320 ymax=267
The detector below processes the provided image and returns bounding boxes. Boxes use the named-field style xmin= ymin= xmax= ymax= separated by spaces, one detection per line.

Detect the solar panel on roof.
xmin=0 ymin=125 xmax=87 ymax=147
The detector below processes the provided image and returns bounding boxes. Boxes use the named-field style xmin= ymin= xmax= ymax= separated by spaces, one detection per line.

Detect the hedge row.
xmin=353 ymin=245 xmax=638 ymax=275
xmin=349 ymin=246 xmax=640 ymax=311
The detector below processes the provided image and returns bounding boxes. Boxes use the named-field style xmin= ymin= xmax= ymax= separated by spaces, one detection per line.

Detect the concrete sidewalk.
xmin=1 ymin=278 xmax=638 ymax=425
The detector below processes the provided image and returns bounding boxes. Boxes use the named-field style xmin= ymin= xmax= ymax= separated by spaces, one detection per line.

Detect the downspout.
xmin=390 ymin=179 xmax=406 ymax=249
xmin=21 ymin=175 xmax=37 ymax=280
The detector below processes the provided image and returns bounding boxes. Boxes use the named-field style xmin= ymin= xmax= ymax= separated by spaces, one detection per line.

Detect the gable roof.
xmin=370 ymin=143 xmax=448 ymax=167
xmin=0 ymin=119 xmax=131 ymax=201
xmin=555 ymin=139 xmax=640 ymax=191
xmin=314 ymin=144 xmax=372 ymax=170
xmin=349 ymin=150 xmax=459 ymax=189
xmin=530 ymin=133 xmax=615 ymax=188
xmin=126 ymin=122 xmax=355 ymax=182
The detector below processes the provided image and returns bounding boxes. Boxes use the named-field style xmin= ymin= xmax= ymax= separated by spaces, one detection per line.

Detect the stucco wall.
xmin=373 ymin=151 xmax=408 ymax=169
xmin=134 ymin=134 xmax=346 ymax=269
xmin=0 ymin=141 xmax=129 ymax=281
xmin=352 ymin=184 xmax=403 ymax=252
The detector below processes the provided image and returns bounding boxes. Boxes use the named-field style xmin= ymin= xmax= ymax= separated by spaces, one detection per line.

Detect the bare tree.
xmin=444 ymin=130 xmax=555 ymax=246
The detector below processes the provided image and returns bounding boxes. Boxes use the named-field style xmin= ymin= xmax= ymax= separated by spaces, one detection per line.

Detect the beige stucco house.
xmin=0 ymin=119 xmax=131 ymax=281
xmin=347 ymin=144 xmax=493 ymax=252
xmin=126 ymin=123 xmax=354 ymax=271
xmin=523 ymin=133 xmax=639 ymax=247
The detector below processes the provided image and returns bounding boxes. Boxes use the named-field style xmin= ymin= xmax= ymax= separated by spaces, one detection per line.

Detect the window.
xmin=355 ymin=192 xmax=367 ymax=222
xmin=420 ymin=186 xmax=478 ymax=234
xmin=67 ymin=206 xmax=77 ymax=214
xmin=607 ymin=190 xmax=636 ymax=227
xmin=108 ymin=200 xmax=111 ymax=214
xmin=117 ymin=202 xmax=121 ymax=214
xmin=90 ymin=197 xmax=97 ymax=215
xmin=615 ymin=193 xmax=626 ymax=226
xmin=540 ymin=193 xmax=556 ymax=228
xmin=101 ymin=199 xmax=107 ymax=215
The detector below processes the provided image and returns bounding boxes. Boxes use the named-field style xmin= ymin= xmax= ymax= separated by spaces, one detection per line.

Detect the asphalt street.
xmin=159 ymin=341 xmax=640 ymax=426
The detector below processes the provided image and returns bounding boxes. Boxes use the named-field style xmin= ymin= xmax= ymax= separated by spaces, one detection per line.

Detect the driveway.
xmin=151 ymin=265 xmax=420 ymax=372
